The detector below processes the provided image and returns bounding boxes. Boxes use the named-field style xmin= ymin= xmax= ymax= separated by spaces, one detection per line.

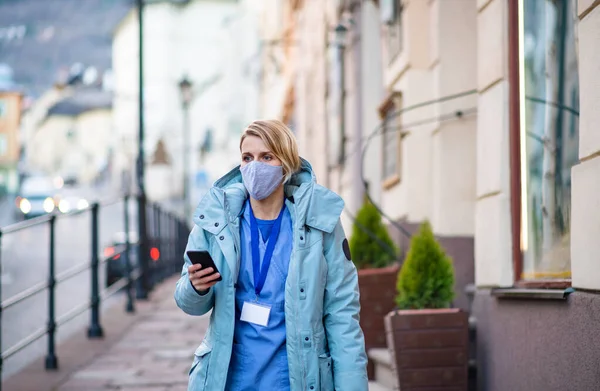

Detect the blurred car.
xmin=104 ymin=232 xmax=162 ymax=288
xmin=15 ymin=175 xmax=58 ymax=219
xmin=104 ymin=231 xmax=139 ymax=287
xmin=63 ymin=176 xmax=79 ymax=187
xmin=53 ymin=186 xmax=90 ymax=214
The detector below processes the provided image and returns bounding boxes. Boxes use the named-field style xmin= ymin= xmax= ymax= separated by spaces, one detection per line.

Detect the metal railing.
xmin=0 ymin=194 xmax=189 ymax=389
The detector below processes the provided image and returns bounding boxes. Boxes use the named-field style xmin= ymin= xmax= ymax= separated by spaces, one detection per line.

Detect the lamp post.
xmin=178 ymin=75 xmax=193 ymax=224
xmin=135 ymin=0 xmax=150 ymax=299
xmin=333 ymin=23 xmax=348 ymax=165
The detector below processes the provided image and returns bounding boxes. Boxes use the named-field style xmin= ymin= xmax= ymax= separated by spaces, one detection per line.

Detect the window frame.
xmin=378 ymin=91 xmax=402 ymax=190
xmin=508 ymin=0 xmax=572 ymax=289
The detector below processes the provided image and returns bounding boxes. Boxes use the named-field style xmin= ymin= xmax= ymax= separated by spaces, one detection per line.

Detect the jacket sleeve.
xmin=174 ymin=225 xmax=215 ymax=316
xmin=323 ymin=219 xmax=369 ymax=391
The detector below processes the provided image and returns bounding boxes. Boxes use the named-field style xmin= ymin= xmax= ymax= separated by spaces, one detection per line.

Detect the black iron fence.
xmin=0 ymin=194 xmax=189 ymax=389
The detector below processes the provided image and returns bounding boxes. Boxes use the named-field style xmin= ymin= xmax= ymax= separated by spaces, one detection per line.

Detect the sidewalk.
xmin=57 ymin=278 xmax=208 ymax=391
xmin=5 ymin=276 xmax=385 ymax=391
xmin=4 ymin=276 xmax=210 ymax=391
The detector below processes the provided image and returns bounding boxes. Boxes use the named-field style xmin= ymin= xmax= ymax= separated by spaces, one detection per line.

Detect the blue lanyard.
xmin=248 ymin=202 xmax=286 ymax=297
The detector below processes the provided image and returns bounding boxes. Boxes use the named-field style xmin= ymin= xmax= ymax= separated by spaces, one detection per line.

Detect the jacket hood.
xmin=192 ymin=158 xmax=344 ymax=234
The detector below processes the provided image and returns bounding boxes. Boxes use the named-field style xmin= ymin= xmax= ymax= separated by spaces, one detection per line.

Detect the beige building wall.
xmin=30 ymin=115 xmax=74 ymax=172
xmin=374 ymin=0 xmax=478 ymax=295
xmin=257 ymin=0 xmax=293 ymax=121
xmin=287 ymin=1 xmax=385 ymax=235
xmin=340 ymin=1 xmax=386 ymax=228
xmin=76 ymin=110 xmax=113 ymax=182
xmin=331 ymin=7 xmax=362 ymax=232
xmin=360 ymin=1 xmax=385 ymax=206
xmin=30 ymin=109 xmax=112 ymax=184
xmin=293 ymin=0 xmax=329 ymax=186
xmin=397 ymin=0 xmax=479 ymax=235
xmin=21 ymin=88 xmax=70 ymax=168
xmin=258 ymin=0 xmax=339 ymax=196
xmin=0 ymin=92 xmax=22 ymax=164
xmin=474 ymin=0 xmax=513 ymax=287
xmin=430 ymin=0 xmax=478 ymax=237
xmin=381 ymin=0 xmax=435 ymax=224
xmin=571 ymin=0 xmax=600 ymax=290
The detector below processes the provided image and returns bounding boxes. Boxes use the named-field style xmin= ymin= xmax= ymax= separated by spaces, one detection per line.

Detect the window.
xmin=379 ymin=92 xmax=402 ymax=188
xmin=514 ymin=0 xmax=579 ymax=282
xmin=381 ymin=0 xmax=403 ymax=63
xmin=0 ymin=134 xmax=7 ymax=157
xmin=0 ymin=100 xmax=7 ymax=117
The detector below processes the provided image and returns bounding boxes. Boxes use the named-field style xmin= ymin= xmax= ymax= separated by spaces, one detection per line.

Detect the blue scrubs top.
xmin=225 ymin=200 xmax=292 ymax=391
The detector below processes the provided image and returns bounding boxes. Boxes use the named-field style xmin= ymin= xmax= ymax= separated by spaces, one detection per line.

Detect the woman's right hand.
xmin=188 ymin=264 xmax=221 ymax=292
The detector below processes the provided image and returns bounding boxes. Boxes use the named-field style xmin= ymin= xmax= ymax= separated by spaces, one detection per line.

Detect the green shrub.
xmin=349 ymin=199 xmax=398 ymax=269
xmin=395 ymin=221 xmax=454 ymax=309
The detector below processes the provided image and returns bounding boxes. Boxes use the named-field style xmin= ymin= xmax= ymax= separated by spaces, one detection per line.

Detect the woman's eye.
xmin=263 ymin=155 xmax=272 ymax=161
xmin=243 ymin=156 xmax=252 ymax=162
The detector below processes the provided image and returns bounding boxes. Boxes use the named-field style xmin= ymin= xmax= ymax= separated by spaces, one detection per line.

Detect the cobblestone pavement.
xmin=56 ymin=278 xmax=209 ymax=391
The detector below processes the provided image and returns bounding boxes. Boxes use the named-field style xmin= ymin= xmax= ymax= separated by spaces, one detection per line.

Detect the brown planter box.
xmin=384 ymin=308 xmax=469 ymax=390
xmin=357 ymin=264 xmax=400 ymax=379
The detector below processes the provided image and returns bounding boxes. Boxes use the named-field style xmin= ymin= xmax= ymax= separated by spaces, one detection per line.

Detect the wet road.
xmin=1 ymin=194 xmax=138 ymax=379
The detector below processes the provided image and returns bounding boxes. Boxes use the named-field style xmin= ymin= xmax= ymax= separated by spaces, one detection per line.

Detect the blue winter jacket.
xmin=174 ymin=159 xmax=369 ymax=391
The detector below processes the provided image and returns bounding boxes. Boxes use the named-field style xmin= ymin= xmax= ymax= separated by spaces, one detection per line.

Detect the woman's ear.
xmin=282 ymin=167 xmax=289 ymax=184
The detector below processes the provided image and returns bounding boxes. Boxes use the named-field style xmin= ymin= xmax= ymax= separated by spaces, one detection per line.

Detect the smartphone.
xmin=186 ymin=250 xmax=223 ymax=281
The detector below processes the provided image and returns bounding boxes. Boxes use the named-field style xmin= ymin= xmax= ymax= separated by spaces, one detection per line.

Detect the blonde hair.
xmin=240 ymin=119 xmax=302 ymax=183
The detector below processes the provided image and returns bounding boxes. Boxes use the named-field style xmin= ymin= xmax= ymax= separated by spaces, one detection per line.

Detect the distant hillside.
xmin=0 ymin=0 xmax=133 ymax=97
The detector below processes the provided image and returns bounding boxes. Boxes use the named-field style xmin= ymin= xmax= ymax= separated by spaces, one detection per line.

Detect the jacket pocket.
xmin=189 ymin=343 xmax=212 ymax=390
xmin=318 ymin=353 xmax=334 ymax=390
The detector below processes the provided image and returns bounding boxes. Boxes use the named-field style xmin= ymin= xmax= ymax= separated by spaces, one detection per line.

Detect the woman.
xmin=175 ymin=119 xmax=368 ymax=391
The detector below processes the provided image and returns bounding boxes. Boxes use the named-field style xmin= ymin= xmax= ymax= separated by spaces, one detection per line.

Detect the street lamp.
xmin=178 ymin=75 xmax=193 ymax=223
xmin=178 ymin=76 xmax=193 ymax=107
xmin=333 ymin=23 xmax=348 ymax=165
xmin=135 ymin=0 xmax=150 ymax=299
xmin=333 ymin=22 xmax=348 ymax=47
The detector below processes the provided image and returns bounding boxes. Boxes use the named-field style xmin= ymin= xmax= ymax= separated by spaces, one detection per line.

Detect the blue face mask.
xmin=240 ymin=161 xmax=284 ymax=201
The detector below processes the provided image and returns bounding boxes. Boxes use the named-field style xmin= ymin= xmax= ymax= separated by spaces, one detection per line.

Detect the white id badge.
xmin=240 ymin=301 xmax=271 ymax=327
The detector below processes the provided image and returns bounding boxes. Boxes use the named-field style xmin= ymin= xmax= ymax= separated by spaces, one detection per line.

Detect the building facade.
xmin=26 ymin=86 xmax=113 ymax=185
xmin=257 ymin=0 xmax=385 ymax=234
xmin=260 ymin=0 xmax=600 ymax=389
xmin=376 ymin=0 xmax=478 ymax=311
xmin=377 ymin=0 xmax=598 ymax=388
xmin=472 ymin=0 xmax=600 ymax=389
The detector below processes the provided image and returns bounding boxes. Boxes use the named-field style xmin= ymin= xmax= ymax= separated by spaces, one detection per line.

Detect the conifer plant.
xmin=395 ymin=221 xmax=454 ymax=309
xmin=349 ymin=198 xmax=398 ymax=269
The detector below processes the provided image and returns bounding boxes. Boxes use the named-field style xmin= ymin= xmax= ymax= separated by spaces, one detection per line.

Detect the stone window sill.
xmin=491 ymin=287 xmax=575 ymax=301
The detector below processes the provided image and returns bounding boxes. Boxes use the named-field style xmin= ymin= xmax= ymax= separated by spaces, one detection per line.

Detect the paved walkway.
xmin=56 ymin=278 xmax=209 ymax=391
xmin=4 ymin=276 xmax=209 ymax=391
xmin=5 ymin=276 xmax=385 ymax=391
